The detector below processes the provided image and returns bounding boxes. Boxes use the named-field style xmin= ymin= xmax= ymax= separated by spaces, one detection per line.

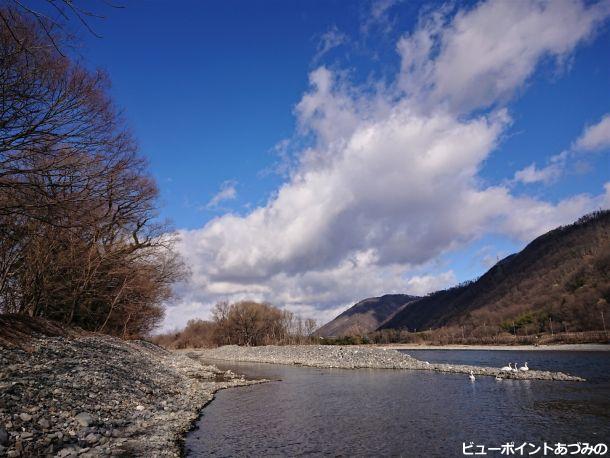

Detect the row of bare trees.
xmin=153 ymin=301 xmax=318 ymax=349
xmin=0 ymin=9 xmax=185 ymax=337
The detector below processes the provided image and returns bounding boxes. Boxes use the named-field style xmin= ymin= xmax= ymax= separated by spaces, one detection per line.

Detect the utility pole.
xmin=602 ymin=310 xmax=607 ymax=339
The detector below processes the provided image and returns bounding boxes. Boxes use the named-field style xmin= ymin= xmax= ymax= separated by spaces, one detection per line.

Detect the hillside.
xmin=380 ymin=211 xmax=610 ymax=335
xmin=316 ymin=294 xmax=419 ymax=337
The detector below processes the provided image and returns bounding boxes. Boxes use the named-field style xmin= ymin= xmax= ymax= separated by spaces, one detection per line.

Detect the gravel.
xmin=192 ymin=345 xmax=585 ymax=381
xmin=0 ymin=334 xmax=263 ymax=457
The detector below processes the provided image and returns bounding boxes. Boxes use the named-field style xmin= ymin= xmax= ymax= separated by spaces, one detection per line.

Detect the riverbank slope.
xmin=0 ymin=320 xmax=260 ymax=457
xmin=191 ymin=345 xmax=585 ymax=381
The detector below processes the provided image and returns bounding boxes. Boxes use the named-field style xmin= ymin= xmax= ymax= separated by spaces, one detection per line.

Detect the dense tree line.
xmin=153 ymin=301 xmax=318 ymax=349
xmin=0 ymin=9 xmax=184 ymax=337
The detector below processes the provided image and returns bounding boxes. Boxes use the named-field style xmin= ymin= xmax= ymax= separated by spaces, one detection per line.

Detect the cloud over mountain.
xmin=163 ymin=0 xmax=610 ymax=331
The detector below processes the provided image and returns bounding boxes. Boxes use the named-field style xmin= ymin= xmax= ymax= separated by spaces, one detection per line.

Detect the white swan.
xmin=512 ymin=362 xmax=519 ymax=372
xmin=519 ymin=362 xmax=529 ymax=371
xmin=469 ymin=370 xmax=475 ymax=382
xmin=501 ymin=363 xmax=512 ymax=371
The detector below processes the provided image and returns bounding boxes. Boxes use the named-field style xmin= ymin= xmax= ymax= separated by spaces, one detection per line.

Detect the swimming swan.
xmin=519 ymin=362 xmax=529 ymax=371
xmin=469 ymin=370 xmax=475 ymax=382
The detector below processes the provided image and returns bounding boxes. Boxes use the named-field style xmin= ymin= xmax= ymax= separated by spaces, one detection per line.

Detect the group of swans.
xmin=501 ymin=362 xmax=528 ymax=372
xmin=493 ymin=362 xmax=529 ymax=381
xmin=470 ymin=362 xmax=529 ymax=382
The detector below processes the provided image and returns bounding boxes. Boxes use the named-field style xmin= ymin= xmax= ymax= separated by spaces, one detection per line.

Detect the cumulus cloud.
xmin=397 ymin=0 xmax=610 ymax=113
xmin=206 ymin=180 xmax=237 ymax=209
xmin=162 ymin=0 xmax=610 ymax=331
xmin=573 ymin=113 xmax=610 ymax=151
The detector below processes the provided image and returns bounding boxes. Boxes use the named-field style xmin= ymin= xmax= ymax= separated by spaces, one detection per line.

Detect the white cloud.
xmin=313 ymin=26 xmax=347 ymax=63
xmin=514 ymin=163 xmax=562 ymax=184
xmin=361 ymin=0 xmax=402 ymax=35
xmin=161 ymin=0 xmax=610 ymax=331
xmin=398 ymin=0 xmax=610 ymax=113
xmin=514 ymin=112 xmax=610 ymax=185
xmin=206 ymin=180 xmax=237 ymax=209
xmin=476 ymin=246 xmax=508 ymax=269
xmin=405 ymin=271 xmax=457 ymax=296
xmin=513 ymin=151 xmax=567 ymax=185
xmin=573 ymin=113 xmax=610 ymax=151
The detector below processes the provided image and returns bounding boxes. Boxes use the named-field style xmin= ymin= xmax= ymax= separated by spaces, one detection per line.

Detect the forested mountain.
xmin=379 ymin=211 xmax=610 ymax=335
xmin=316 ymin=294 xmax=419 ymax=337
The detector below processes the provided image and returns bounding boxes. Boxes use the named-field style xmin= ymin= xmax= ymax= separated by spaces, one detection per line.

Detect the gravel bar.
xmin=0 ymin=335 xmax=263 ymax=457
xmin=193 ymin=345 xmax=585 ymax=382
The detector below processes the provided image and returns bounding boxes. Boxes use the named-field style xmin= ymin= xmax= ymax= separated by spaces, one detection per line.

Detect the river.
xmin=186 ymin=350 xmax=610 ymax=456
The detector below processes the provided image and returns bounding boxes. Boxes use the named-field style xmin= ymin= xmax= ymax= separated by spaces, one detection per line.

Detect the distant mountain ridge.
xmin=316 ymin=294 xmax=419 ymax=338
xmin=318 ymin=211 xmax=610 ymax=337
xmin=381 ymin=210 xmax=609 ymax=333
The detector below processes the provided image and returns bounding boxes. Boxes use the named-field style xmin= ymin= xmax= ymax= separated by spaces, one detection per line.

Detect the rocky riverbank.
xmin=0 ymin=331 xmax=261 ymax=457
xmin=192 ymin=345 xmax=585 ymax=381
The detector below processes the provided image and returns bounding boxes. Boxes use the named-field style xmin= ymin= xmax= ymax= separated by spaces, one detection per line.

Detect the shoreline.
xmin=191 ymin=345 xmax=585 ymax=381
xmin=178 ymin=381 xmax=266 ymax=457
xmin=373 ymin=343 xmax=609 ymax=351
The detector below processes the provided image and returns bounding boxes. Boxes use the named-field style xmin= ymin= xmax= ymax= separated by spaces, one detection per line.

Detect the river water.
xmin=186 ymin=350 xmax=610 ymax=457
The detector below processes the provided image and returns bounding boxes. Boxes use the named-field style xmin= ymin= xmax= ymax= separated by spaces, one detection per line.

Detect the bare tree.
xmin=0 ymin=9 xmax=185 ymax=337
xmin=1 ymin=1 xmax=123 ymax=54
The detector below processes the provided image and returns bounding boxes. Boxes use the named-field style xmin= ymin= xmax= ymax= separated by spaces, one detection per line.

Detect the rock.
xmin=19 ymin=413 xmax=32 ymax=422
xmin=135 ymin=405 xmax=145 ymax=411
xmin=57 ymin=447 xmax=76 ymax=457
xmin=37 ymin=418 xmax=50 ymax=429
xmin=74 ymin=412 xmax=94 ymax=427
xmin=0 ymin=427 xmax=8 ymax=445
xmin=84 ymin=433 xmax=99 ymax=444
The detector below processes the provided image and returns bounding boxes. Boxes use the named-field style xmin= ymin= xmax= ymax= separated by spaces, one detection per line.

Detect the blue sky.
xmin=65 ymin=0 xmax=610 ymax=329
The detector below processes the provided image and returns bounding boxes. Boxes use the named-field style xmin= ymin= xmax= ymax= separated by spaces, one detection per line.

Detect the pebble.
xmin=0 ymin=334 xmax=262 ymax=457
xmin=194 ymin=344 xmax=585 ymax=381
xmin=74 ymin=412 xmax=94 ymax=427
xmin=38 ymin=418 xmax=50 ymax=429
xmin=84 ymin=433 xmax=99 ymax=444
